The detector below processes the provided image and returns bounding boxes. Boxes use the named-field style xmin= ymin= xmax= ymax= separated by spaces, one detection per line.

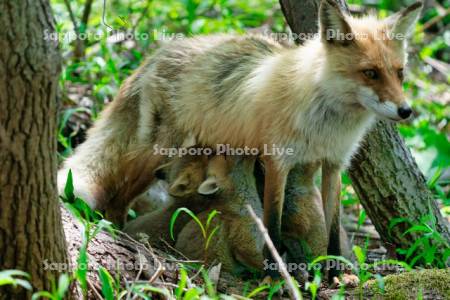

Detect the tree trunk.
xmin=0 ymin=0 xmax=69 ymax=298
xmin=349 ymin=122 xmax=450 ymax=254
xmin=279 ymin=0 xmax=450 ymax=259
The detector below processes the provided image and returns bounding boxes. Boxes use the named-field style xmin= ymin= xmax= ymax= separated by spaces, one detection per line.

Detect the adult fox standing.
xmin=58 ymin=0 xmax=422 ymax=277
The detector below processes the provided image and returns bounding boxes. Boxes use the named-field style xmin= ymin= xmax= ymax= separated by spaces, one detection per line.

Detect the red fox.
xmin=57 ymin=0 xmax=422 ymax=275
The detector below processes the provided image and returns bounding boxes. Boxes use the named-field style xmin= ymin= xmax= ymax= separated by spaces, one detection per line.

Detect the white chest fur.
xmin=288 ymin=100 xmax=375 ymax=167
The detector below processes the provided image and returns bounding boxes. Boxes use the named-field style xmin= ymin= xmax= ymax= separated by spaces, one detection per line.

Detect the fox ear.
xmin=168 ymin=174 xmax=190 ymax=197
xmin=319 ymin=0 xmax=353 ymax=45
xmin=386 ymin=2 xmax=423 ymax=38
xmin=198 ymin=176 xmax=219 ymax=195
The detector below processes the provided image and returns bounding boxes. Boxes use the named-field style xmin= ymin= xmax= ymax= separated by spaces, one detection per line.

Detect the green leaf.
xmin=0 ymin=270 xmax=31 ymax=290
xmin=353 ymin=245 xmax=366 ymax=265
xmin=268 ymin=280 xmax=285 ymax=299
xmin=0 ymin=270 xmax=30 ymax=279
xmin=183 ymin=287 xmax=201 ymax=300
xmin=246 ymin=285 xmax=270 ymax=298
xmin=76 ymin=244 xmax=88 ymax=292
xmin=201 ymin=269 xmax=216 ymax=298
xmin=99 ymin=267 xmax=115 ymax=300
xmin=56 ymin=274 xmax=70 ymax=300
xmin=409 ymin=252 xmax=424 ymax=267
xmin=63 ymin=170 xmax=74 ymax=202
xmin=423 ymin=245 xmax=437 ymax=264
xmin=406 ymin=237 xmax=425 ymax=259
xmin=31 ymin=291 xmax=55 ymax=300
xmin=170 ymin=207 xmax=205 ymax=240
xmin=427 ymin=166 xmax=443 ymax=188
xmin=388 ymin=217 xmax=410 ymax=230
xmin=357 ymin=210 xmax=367 ymax=230
xmin=205 ymin=209 xmax=219 ymax=231
xmin=131 ymin=284 xmax=171 ymax=297
xmin=205 ymin=226 xmax=220 ymax=250
xmin=176 ymin=268 xmax=188 ymax=298
xmin=92 ymin=219 xmax=115 ymax=239
xmin=402 ymin=225 xmax=431 ymax=237
xmin=58 ymin=107 xmax=90 ymax=135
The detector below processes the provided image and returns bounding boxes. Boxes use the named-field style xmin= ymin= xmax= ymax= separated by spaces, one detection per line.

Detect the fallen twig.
xmin=246 ymin=204 xmax=302 ymax=300
xmin=87 ymin=278 xmax=104 ymax=300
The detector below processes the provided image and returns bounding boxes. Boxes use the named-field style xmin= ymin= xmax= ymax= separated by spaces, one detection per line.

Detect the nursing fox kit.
xmin=58 ymin=0 xmax=422 ymax=277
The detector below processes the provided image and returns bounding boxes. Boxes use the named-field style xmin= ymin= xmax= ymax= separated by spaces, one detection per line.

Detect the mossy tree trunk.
xmin=279 ymin=0 xmax=450 ymax=260
xmin=0 ymin=0 xmax=69 ymax=298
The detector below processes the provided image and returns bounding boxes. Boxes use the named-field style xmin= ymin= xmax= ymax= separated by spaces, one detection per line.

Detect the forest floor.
xmin=61 ymin=194 xmax=449 ymax=299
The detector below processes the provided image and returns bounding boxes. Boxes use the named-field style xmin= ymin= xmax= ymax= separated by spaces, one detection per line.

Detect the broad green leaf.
xmin=353 ymin=245 xmax=366 ymax=265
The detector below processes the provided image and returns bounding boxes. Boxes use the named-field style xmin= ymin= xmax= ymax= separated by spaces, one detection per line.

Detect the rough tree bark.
xmin=279 ymin=0 xmax=450 ymax=258
xmin=0 ymin=0 xmax=69 ymax=298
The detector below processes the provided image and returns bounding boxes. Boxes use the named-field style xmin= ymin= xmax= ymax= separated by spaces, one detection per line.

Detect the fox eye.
xmin=363 ymin=69 xmax=379 ymax=80
xmin=397 ymin=68 xmax=404 ymax=81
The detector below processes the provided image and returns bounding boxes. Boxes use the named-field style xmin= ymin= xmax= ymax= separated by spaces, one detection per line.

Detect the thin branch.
xmin=87 ymin=279 xmax=103 ymax=300
xmin=145 ymin=242 xmax=165 ymax=284
xmin=102 ymin=0 xmax=114 ymax=31
xmin=81 ymin=0 xmax=95 ymax=30
xmin=246 ymin=205 xmax=302 ymax=300
xmin=63 ymin=0 xmax=79 ymax=32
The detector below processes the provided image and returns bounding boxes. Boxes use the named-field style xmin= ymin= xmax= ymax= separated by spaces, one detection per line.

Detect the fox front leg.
xmin=321 ymin=161 xmax=343 ymax=281
xmin=261 ymin=157 xmax=289 ymax=279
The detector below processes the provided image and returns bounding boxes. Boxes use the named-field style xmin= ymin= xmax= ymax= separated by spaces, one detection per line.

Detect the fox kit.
xmin=58 ymin=0 xmax=422 ymax=274
xmin=175 ymin=155 xmax=265 ymax=272
xmin=123 ymin=154 xmax=209 ymax=245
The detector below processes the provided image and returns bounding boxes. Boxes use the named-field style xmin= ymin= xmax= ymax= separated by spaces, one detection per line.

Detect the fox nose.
xmin=397 ymin=106 xmax=412 ymax=119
